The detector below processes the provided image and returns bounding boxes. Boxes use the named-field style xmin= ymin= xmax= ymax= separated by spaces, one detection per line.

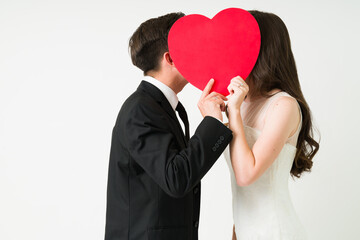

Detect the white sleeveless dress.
xmin=224 ymin=92 xmax=307 ymax=239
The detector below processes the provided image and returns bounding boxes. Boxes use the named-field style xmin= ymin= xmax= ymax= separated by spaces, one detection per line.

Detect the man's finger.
xmin=206 ymin=92 xmax=228 ymax=101
xmin=214 ymin=93 xmax=228 ymax=101
xmin=220 ymin=102 xmax=226 ymax=111
xmin=213 ymin=98 xmax=225 ymax=106
xmin=206 ymin=92 xmax=218 ymax=98
xmin=201 ymin=79 xmax=214 ymax=99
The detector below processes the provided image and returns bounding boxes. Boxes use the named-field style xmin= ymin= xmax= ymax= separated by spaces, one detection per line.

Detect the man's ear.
xmin=164 ymin=52 xmax=174 ymax=66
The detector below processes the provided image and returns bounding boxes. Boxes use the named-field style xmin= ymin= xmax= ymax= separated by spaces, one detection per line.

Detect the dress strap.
xmin=258 ymin=92 xmax=302 ymax=146
xmin=257 ymin=92 xmax=287 ymax=125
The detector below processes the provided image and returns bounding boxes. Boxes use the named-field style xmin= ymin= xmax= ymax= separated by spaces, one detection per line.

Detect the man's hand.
xmin=197 ymin=79 xmax=227 ymax=122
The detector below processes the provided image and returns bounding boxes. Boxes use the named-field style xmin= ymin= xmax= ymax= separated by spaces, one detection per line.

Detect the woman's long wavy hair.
xmin=248 ymin=10 xmax=319 ymax=178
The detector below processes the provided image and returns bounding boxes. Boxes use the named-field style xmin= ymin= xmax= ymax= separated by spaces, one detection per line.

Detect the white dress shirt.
xmin=143 ymin=76 xmax=223 ymax=132
xmin=143 ymin=76 xmax=188 ymax=134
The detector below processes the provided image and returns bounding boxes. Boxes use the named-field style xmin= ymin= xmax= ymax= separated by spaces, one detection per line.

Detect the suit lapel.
xmin=137 ymin=81 xmax=187 ymax=147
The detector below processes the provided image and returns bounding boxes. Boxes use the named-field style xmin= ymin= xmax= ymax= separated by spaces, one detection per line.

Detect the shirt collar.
xmin=143 ymin=76 xmax=179 ymax=111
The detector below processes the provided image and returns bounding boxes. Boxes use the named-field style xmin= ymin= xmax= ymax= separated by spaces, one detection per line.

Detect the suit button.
xmin=193 ymin=186 xmax=199 ymax=194
xmin=194 ymin=221 xmax=199 ymax=228
xmin=217 ymin=139 xmax=222 ymax=144
xmin=215 ymin=143 xmax=219 ymax=148
xmin=212 ymin=147 xmax=216 ymax=152
xmin=220 ymin=136 xmax=224 ymax=141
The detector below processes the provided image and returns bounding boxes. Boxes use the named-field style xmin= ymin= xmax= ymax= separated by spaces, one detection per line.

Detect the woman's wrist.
xmin=227 ymin=105 xmax=241 ymax=116
xmin=227 ymin=106 xmax=243 ymax=132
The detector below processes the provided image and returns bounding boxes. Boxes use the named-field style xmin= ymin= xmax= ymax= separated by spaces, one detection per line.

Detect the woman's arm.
xmin=227 ymin=77 xmax=300 ymax=186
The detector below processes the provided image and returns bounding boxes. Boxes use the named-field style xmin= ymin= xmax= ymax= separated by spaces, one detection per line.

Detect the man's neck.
xmin=145 ymin=72 xmax=186 ymax=94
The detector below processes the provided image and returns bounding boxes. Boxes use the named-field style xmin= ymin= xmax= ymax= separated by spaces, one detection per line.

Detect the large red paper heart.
xmin=168 ymin=8 xmax=261 ymax=96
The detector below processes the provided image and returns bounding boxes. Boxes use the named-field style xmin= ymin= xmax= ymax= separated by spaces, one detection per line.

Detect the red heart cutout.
xmin=168 ymin=8 xmax=261 ymax=96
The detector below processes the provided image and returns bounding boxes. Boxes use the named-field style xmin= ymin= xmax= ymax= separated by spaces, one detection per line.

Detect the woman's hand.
xmin=227 ymin=76 xmax=249 ymax=112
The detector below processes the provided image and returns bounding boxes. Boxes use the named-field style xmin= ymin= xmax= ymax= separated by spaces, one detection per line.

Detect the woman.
xmin=224 ymin=11 xmax=319 ymax=239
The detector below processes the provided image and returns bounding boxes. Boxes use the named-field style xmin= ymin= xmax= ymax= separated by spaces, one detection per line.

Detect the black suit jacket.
xmin=105 ymin=81 xmax=232 ymax=240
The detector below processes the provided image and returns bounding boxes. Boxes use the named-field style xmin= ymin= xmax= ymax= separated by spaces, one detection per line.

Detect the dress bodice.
xmin=224 ymin=92 xmax=307 ymax=239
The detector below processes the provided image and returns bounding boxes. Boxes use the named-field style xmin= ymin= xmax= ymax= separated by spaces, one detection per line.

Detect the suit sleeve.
xmin=122 ymin=103 xmax=233 ymax=198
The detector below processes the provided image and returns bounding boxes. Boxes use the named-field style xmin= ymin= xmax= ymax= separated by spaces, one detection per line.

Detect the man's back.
xmin=105 ymin=81 xmax=200 ymax=239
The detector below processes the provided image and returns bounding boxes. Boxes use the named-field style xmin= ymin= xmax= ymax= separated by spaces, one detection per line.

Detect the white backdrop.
xmin=1 ymin=0 xmax=359 ymax=239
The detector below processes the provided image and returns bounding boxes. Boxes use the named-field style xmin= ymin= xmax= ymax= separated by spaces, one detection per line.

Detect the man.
xmin=105 ymin=12 xmax=232 ymax=240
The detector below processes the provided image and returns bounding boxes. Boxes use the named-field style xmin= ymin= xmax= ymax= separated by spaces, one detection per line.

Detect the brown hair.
xmin=247 ymin=10 xmax=319 ymax=178
xmin=129 ymin=12 xmax=185 ymax=75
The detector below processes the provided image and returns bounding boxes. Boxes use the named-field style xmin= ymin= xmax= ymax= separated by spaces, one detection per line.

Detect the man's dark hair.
xmin=129 ymin=12 xmax=185 ymax=75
